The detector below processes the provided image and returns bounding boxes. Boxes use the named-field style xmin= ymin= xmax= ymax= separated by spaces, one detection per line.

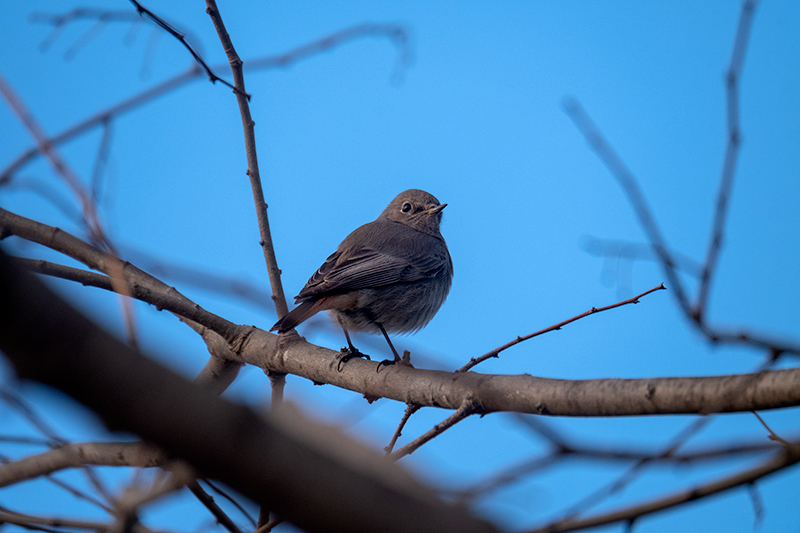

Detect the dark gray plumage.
xmin=271 ymin=189 xmax=453 ymax=366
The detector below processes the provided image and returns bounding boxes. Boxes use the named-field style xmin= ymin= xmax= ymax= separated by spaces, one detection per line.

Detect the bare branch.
xmin=201 ymin=478 xmax=259 ymax=529
xmin=0 ymin=72 xmax=138 ymax=347
xmin=204 ymin=0 xmax=288 ymax=320
xmin=384 ymin=403 xmax=421 ymax=455
xmin=1 ymin=207 xmax=244 ymax=345
xmin=391 ymin=397 xmax=478 ymax=460
xmin=128 ymin=1 xmax=242 ymax=96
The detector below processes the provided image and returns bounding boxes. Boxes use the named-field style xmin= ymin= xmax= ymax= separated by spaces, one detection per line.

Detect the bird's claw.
xmin=337 ymin=347 xmax=370 ymax=371
xmin=375 ymin=350 xmax=414 ymax=373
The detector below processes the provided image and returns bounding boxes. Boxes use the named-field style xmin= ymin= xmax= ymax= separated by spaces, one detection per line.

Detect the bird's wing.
xmin=296 ymin=247 xmax=446 ymax=301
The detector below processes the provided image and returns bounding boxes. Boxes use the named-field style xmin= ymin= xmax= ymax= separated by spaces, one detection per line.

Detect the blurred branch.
xmin=1 ymin=23 xmax=408 ymax=185
xmin=581 ymin=236 xmax=703 ymax=277
xmin=187 ymin=480 xmax=245 ymax=533
xmin=0 ymin=449 xmax=113 ymax=514
xmin=0 ymin=442 xmax=163 ymax=487
xmin=201 ymin=478 xmax=259 ymax=529
xmin=30 ymin=9 xmax=141 ymax=57
xmin=530 ymin=443 xmax=800 ymax=533
xmin=455 ymin=432 xmax=790 ymax=505
xmin=1 ymin=176 xmax=83 ymax=223
xmin=564 ymin=98 xmax=690 ymax=314
xmin=121 ymin=245 xmax=274 ymax=311
xmin=0 ymin=71 xmax=138 ymax=346
xmin=90 ymin=120 xmax=113 ymax=202
xmin=565 ymin=97 xmax=800 ymax=357
xmin=0 ymin=506 xmax=161 ymax=533
xmin=695 ymin=0 xmax=759 ymax=321
xmin=458 ymin=284 xmax=666 ymax=372
xmin=0 ymin=74 xmax=110 ymax=250
xmin=565 ymin=1 xmax=800 ymax=360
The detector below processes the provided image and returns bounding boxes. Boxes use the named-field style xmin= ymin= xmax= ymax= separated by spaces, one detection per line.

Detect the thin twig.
xmin=205 ymin=0 xmax=289 ymax=321
xmin=458 ymin=284 xmax=665 ymax=372
xmin=391 ymin=397 xmax=478 ymax=460
xmin=751 ymin=411 xmax=791 ymax=447
xmin=384 ymin=403 xmax=422 ymax=454
xmin=127 ymin=0 xmax=243 ymax=97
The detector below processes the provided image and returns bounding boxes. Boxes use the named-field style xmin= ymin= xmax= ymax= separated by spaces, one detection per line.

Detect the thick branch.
xmin=256 ymin=332 xmax=800 ymax=416
xmin=4 ymin=208 xmax=799 ymax=416
xmin=0 ymin=206 xmax=244 ymax=345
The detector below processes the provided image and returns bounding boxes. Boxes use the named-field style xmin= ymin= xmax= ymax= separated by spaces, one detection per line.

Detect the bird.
xmin=271 ymin=189 xmax=453 ymax=368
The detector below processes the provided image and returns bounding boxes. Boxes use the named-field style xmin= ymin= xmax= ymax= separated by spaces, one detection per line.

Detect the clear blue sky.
xmin=1 ymin=1 xmax=799 ymax=532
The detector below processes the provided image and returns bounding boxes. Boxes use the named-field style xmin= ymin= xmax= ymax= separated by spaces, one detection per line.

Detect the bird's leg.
xmin=336 ymin=324 xmax=370 ymax=371
xmin=376 ymin=324 xmax=412 ymax=371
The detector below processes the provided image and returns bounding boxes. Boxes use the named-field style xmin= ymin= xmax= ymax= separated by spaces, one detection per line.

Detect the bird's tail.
xmin=270 ymin=300 xmax=321 ymax=332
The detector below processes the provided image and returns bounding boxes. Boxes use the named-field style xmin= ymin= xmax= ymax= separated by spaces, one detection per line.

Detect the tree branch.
xmin=204 ymin=0 xmax=288 ymax=321
xmin=4 ymin=209 xmax=799 ymax=416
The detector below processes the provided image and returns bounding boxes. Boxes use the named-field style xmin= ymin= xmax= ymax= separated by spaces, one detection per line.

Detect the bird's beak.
xmin=428 ymin=203 xmax=447 ymax=214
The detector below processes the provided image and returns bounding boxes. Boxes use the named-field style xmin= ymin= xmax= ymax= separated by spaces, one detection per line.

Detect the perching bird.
xmin=271 ymin=189 xmax=453 ymax=368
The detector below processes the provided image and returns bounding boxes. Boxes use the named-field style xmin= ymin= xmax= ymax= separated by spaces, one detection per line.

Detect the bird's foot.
xmin=337 ymin=346 xmax=370 ymax=371
xmin=376 ymin=350 xmax=414 ymax=373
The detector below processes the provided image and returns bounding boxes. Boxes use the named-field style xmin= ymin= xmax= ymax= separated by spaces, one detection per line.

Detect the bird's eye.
xmin=401 ymin=202 xmax=412 ymax=213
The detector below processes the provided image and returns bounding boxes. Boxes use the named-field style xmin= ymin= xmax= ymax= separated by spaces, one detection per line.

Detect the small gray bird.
xmin=271 ymin=189 xmax=453 ymax=367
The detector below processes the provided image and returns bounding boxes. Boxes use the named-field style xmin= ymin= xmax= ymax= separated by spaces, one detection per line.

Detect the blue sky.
xmin=1 ymin=1 xmax=799 ymax=532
